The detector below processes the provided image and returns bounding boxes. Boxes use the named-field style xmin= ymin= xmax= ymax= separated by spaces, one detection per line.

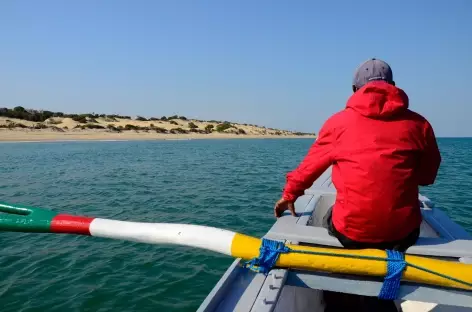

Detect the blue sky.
xmin=0 ymin=0 xmax=471 ymax=136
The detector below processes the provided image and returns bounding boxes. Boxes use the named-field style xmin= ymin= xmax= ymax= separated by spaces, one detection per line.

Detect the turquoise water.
xmin=0 ymin=138 xmax=471 ymax=311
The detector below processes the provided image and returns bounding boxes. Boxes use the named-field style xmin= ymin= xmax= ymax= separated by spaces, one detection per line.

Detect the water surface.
xmin=0 ymin=138 xmax=470 ymax=311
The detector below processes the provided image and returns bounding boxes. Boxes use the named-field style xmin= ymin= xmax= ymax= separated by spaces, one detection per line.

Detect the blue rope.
xmin=244 ymin=238 xmax=289 ymax=274
xmin=244 ymin=238 xmax=471 ymax=300
xmin=378 ymin=250 xmax=406 ymax=300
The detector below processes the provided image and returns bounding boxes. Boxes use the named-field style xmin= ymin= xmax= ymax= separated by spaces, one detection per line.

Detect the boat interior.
xmin=197 ymin=168 xmax=472 ymax=312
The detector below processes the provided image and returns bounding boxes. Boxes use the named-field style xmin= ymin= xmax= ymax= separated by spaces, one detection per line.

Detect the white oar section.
xmin=89 ymin=218 xmax=237 ymax=256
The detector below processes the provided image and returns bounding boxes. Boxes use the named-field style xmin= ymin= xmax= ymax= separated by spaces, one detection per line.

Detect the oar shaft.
xmin=89 ymin=219 xmax=236 ymax=256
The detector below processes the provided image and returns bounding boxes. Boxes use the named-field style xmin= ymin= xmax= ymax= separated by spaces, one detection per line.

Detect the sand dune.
xmin=0 ymin=115 xmax=315 ymax=142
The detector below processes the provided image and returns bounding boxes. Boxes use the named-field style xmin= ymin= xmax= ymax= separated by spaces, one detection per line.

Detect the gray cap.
xmin=353 ymin=58 xmax=393 ymax=89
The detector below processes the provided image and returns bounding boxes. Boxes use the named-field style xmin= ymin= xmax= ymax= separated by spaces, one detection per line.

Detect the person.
xmin=273 ymin=58 xmax=441 ymax=311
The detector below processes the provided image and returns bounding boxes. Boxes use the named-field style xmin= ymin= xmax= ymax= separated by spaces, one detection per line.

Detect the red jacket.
xmin=282 ymin=81 xmax=441 ymax=243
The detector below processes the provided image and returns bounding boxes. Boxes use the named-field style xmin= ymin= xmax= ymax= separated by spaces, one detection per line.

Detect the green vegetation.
xmin=108 ymin=114 xmax=131 ymax=119
xmin=154 ymin=127 xmax=167 ymax=133
xmin=112 ymin=124 xmax=167 ymax=133
xmin=170 ymin=127 xmax=188 ymax=134
xmin=32 ymin=123 xmax=48 ymax=129
xmin=293 ymin=132 xmax=313 ymax=136
xmin=169 ymin=120 xmax=179 ymax=125
xmin=167 ymin=115 xmax=188 ymax=121
xmin=136 ymin=116 xmax=148 ymax=121
xmin=106 ymin=124 xmax=121 ymax=132
xmin=188 ymin=122 xmax=198 ymax=129
xmin=0 ymin=106 xmax=135 ymax=123
xmin=124 ymin=124 xmax=140 ymax=131
xmin=215 ymin=122 xmax=233 ymax=132
xmin=49 ymin=126 xmax=64 ymax=132
xmin=204 ymin=124 xmax=214 ymax=133
xmin=104 ymin=116 xmax=118 ymax=122
xmin=75 ymin=124 xmax=106 ymax=130
xmin=0 ymin=122 xmax=28 ymax=129
xmin=72 ymin=115 xmax=87 ymax=123
xmin=0 ymin=106 xmax=55 ymax=122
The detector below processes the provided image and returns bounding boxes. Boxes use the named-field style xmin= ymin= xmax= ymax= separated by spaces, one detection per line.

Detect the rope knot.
xmin=244 ymin=238 xmax=289 ymax=274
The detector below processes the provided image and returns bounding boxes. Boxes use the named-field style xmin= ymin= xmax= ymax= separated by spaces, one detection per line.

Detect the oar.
xmin=0 ymin=201 xmax=471 ymax=295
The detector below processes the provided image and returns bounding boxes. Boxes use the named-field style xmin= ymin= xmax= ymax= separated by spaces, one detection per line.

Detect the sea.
xmin=0 ymin=138 xmax=471 ymax=312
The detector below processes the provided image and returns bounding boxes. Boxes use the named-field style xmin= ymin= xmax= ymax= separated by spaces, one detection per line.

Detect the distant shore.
xmin=0 ymin=108 xmax=315 ymax=142
xmin=0 ymin=129 xmax=315 ymax=142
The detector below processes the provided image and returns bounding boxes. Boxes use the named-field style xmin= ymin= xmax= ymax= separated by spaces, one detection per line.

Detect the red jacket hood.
xmin=346 ymin=81 xmax=409 ymax=119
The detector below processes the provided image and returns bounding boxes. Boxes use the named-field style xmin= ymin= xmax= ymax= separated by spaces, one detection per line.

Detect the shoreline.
xmin=0 ymin=129 xmax=315 ymax=143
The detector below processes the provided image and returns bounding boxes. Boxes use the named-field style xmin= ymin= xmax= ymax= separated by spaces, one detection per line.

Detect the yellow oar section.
xmin=231 ymin=233 xmax=472 ymax=291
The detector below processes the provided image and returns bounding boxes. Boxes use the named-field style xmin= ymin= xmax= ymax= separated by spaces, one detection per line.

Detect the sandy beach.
xmin=0 ymin=114 xmax=315 ymax=142
xmin=0 ymin=129 xmax=315 ymax=142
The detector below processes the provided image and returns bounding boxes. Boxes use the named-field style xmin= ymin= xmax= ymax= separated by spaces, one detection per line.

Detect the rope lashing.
xmin=244 ymin=238 xmax=472 ymax=300
xmin=244 ymin=238 xmax=289 ymax=274
xmin=378 ymin=249 xmax=406 ymax=300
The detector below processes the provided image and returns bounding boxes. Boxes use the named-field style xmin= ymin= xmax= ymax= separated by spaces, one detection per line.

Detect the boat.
xmin=197 ymin=167 xmax=472 ymax=312
xmin=0 ymin=166 xmax=471 ymax=311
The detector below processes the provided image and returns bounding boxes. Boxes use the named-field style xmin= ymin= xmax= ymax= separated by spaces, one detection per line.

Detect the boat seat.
xmin=265 ymin=191 xmax=472 ymax=259
xmin=265 ymin=216 xmax=472 ymax=259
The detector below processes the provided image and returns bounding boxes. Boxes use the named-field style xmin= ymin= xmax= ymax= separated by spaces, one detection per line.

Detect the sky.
xmin=0 ymin=0 xmax=471 ymax=137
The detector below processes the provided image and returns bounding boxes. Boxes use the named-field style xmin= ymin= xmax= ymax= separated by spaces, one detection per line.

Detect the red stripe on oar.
xmin=50 ymin=214 xmax=95 ymax=235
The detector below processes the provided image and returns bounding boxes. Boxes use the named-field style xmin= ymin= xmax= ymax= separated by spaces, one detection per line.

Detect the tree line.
xmin=0 ymin=106 xmax=190 ymax=123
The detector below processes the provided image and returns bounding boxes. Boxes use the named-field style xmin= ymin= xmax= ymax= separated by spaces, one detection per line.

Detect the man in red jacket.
xmin=274 ymin=58 xmax=441 ymax=311
xmin=274 ymin=58 xmax=441 ymax=251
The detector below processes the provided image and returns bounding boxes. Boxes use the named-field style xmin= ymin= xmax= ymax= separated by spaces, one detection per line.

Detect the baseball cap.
xmin=352 ymin=58 xmax=393 ymax=89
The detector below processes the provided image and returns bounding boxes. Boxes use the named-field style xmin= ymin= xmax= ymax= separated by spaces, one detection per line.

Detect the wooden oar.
xmin=0 ymin=201 xmax=471 ymax=293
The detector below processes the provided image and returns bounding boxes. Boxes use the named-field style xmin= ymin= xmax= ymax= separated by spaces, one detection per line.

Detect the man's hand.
xmin=274 ymin=197 xmax=296 ymax=218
